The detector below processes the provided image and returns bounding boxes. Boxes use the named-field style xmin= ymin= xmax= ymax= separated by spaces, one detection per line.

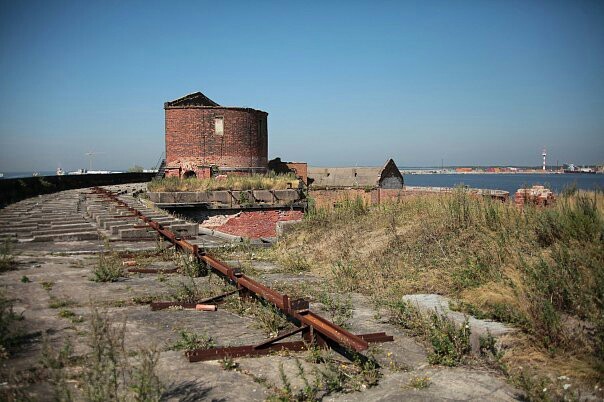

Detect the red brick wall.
xmin=165 ymin=107 xmax=268 ymax=169
xmin=310 ymin=188 xmax=444 ymax=209
xmin=285 ymin=162 xmax=308 ymax=184
xmin=309 ymin=189 xmax=373 ymax=209
xmin=208 ymin=210 xmax=303 ymax=238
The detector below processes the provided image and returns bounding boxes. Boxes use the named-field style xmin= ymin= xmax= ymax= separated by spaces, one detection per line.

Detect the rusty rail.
xmin=91 ymin=187 xmax=392 ymax=358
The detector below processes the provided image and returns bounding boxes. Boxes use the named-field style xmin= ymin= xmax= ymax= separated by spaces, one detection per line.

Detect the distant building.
xmin=307 ymin=159 xmax=404 ymax=189
xmin=164 ymin=92 xmax=268 ymax=179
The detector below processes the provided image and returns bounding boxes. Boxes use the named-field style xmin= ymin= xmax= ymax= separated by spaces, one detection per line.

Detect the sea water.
xmin=404 ymin=173 xmax=603 ymax=194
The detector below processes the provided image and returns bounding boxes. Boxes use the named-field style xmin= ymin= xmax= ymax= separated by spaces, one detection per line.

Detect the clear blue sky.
xmin=1 ymin=0 xmax=603 ymax=171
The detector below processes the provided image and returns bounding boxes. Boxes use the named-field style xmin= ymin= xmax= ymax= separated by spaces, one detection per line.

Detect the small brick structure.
xmin=268 ymin=158 xmax=308 ymax=185
xmin=205 ymin=210 xmax=303 ymax=239
xmin=514 ymin=185 xmax=555 ymax=207
xmin=164 ymin=92 xmax=268 ymax=179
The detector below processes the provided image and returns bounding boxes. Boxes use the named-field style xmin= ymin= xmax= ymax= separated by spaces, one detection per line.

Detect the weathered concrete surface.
xmin=403 ymin=294 xmax=516 ymax=352
xmin=0 ymin=186 xmax=523 ymax=401
xmin=326 ymin=367 xmax=520 ymax=402
xmin=0 ymin=184 xmax=229 ymax=247
xmin=276 ymin=219 xmax=302 ymax=237
xmin=1 ymin=253 xmax=522 ymax=401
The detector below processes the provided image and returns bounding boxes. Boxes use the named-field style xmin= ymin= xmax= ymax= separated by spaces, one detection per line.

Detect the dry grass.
xmin=148 ymin=173 xmax=299 ymax=192
xmin=273 ymin=189 xmax=604 ymax=396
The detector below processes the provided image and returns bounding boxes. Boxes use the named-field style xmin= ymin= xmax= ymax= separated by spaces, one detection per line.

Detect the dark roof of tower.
xmin=164 ymin=92 xmax=220 ymax=108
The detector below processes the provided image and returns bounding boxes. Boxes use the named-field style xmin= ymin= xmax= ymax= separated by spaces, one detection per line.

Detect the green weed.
xmin=251 ymin=302 xmax=288 ymax=337
xmin=220 ymin=356 xmax=238 ymax=371
xmin=91 ymin=252 xmax=123 ymax=282
xmin=0 ymin=240 xmax=16 ymax=272
xmin=176 ymin=253 xmax=208 ymax=278
xmin=171 ymin=330 xmax=215 ymax=352
xmin=0 ymin=291 xmax=21 ymax=358
xmin=318 ymin=289 xmax=353 ymax=328
xmin=408 ymin=375 xmax=431 ymax=389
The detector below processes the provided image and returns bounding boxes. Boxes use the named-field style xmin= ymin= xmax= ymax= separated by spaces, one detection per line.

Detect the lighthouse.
xmin=542 ymin=147 xmax=547 ymax=171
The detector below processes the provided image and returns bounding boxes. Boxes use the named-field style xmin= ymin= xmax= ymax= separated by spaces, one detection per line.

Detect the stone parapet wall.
xmin=148 ymin=189 xmax=304 ymax=208
xmin=310 ymin=186 xmax=509 ymax=209
xmin=0 ymin=173 xmax=155 ymax=208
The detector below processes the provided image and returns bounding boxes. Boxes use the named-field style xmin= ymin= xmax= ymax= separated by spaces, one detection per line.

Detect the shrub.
xmin=409 ymin=375 xmax=431 ymax=389
xmin=330 ymin=261 xmax=360 ymax=292
xmin=446 ymin=188 xmax=473 ymax=230
xmin=0 ymin=240 xmax=16 ymax=273
xmin=91 ymin=252 xmax=123 ymax=282
xmin=387 ymin=299 xmax=427 ymax=337
xmin=168 ymin=277 xmax=204 ymax=303
xmin=130 ymin=348 xmax=163 ymax=402
xmin=40 ymin=337 xmax=73 ymax=401
xmin=83 ymin=309 xmax=127 ymax=401
xmin=318 ymin=289 xmax=353 ymax=328
xmin=171 ymin=330 xmax=215 ymax=352
xmin=176 ymin=253 xmax=208 ymax=278
xmin=42 ymin=309 xmax=165 ymax=401
xmin=0 ymin=291 xmax=21 ymax=358
xmin=280 ymin=252 xmax=311 ymax=273
xmin=251 ymin=302 xmax=288 ymax=337
xmin=426 ymin=313 xmax=471 ymax=366
xmin=387 ymin=300 xmax=471 ymax=366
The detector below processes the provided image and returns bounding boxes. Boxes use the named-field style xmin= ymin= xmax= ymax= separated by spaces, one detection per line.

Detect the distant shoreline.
xmin=401 ymin=170 xmax=601 ymax=175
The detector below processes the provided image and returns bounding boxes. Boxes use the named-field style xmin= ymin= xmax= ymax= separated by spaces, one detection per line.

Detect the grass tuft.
xmin=148 ymin=173 xmax=298 ymax=192
xmin=0 ymin=240 xmax=16 ymax=273
xmin=273 ymin=190 xmax=603 ymax=391
xmin=91 ymin=252 xmax=124 ymax=282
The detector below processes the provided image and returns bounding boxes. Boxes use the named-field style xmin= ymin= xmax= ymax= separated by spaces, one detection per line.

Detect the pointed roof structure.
xmin=307 ymin=159 xmax=404 ymax=189
xmin=164 ymin=92 xmax=220 ymax=108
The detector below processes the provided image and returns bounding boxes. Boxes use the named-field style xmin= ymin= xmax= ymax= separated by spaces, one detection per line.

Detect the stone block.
xmin=273 ymin=190 xmax=301 ymax=202
xmin=208 ymin=191 xmax=232 ymax=205
xmin=276 ymin=220 xmax=302 ymax=237
xmin=172 ymin=192 xmax=198 ymax=204
xmin=167 ymin=223 xmax=199 ymax=236
xmin=119 ymin=228 xmax=158 ymax=240
xmin=148 ymin=192 xmax=160 ymax=203
xmin=196 ymin=192 xmax=210 ymax=203
xmin=253 ymin=190 xmax=274 ymax=203
xmin=159 ymin=193 xmax=177 ymax=204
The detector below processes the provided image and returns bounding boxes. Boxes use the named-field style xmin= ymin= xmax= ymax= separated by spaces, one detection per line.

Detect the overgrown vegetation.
xmin=386 ymin=300 xmax=472 ymax=366
xmin=275 ymin=189 xmax=604 ymax=394
xmin=250 ymin=302 xmax=289 ymax=337
xmin=0 ymin=290 xmax=22 ymax=359
xmin=148 ymin=173 xmax=298 ymax=192
xmin=91 ymin=251 xmax=124 ymax=282
xmin=171 ymin=330 xmax=215 ymax=352
xmin=317 ymin=290 xmax=353 ymax=328
xmin=408 ymin=375 xmax=431 ymax=389
xmin=176 ymin=252 xmax=208 ymax=278
xmin=42 ymin=309 xmax=164 ymax=401
xmin=0 ymin=240 xmax=16 ymax=273
xmin=267 ymin=352 xmax=381 ymax=401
